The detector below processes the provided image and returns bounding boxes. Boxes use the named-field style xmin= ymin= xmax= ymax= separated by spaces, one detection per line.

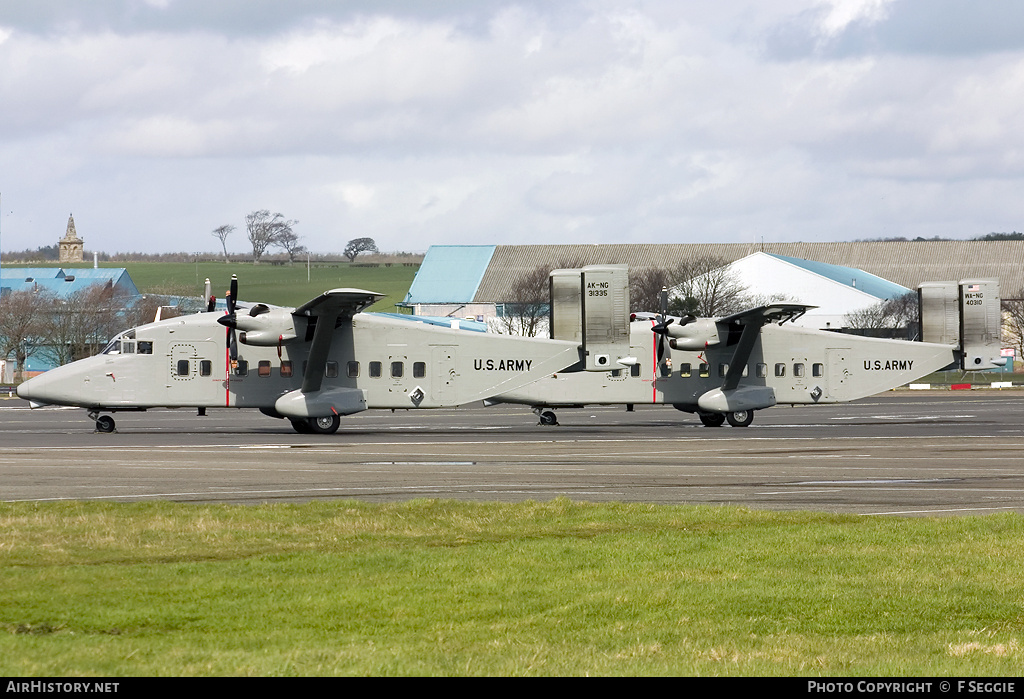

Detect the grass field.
xmin=7 ymin=261 xmax=420 ymax=312
xmin=3 ymin=499 xmax=1024 ymax=676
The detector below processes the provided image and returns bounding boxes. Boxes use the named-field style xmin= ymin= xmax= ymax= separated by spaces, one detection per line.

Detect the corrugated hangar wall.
xmin=473 ymin=242 xmax=1024 ymax=302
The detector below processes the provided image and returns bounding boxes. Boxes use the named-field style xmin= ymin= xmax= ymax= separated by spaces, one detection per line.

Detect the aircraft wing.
xmin=717 ymin=304 xmax=815 ymax=327
xmin=716 ymin=304 xmax=816 ymax=391
xmin=293 ymin=288 xmax=385 ymax=320
xmin=293 ymin=288 xmax=385 ymax=394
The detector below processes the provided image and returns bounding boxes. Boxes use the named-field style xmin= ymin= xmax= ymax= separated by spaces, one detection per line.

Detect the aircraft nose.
xmin=16 ymin=372 xmax=58 ymax=405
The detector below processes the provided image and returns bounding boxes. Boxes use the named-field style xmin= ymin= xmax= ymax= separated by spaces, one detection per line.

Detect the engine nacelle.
xmin=239 ymin=329 xmax=298 ymax=346
xmin=667 ymin=318 xmax=720 ymax=351
xmin=697 ymin=386 xmax=776 ymax=413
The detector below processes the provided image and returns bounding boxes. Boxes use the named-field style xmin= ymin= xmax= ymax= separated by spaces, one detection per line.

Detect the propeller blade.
xmin=225 ymin=275 xmax=239 ymax=360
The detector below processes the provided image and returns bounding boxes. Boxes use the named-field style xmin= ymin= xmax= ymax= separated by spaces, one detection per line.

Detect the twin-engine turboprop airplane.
xmin=17 ymin=276 xmax=591 ymax=433
xmin=487 ymin=266 xmax=1004 ymax=427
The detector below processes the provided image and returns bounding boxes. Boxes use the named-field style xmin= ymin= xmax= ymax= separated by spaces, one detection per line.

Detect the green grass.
xmin=6 ymin=261 xmax=419 ymax=312
xmin=2 ymin=499 xmax=1024 ymax=676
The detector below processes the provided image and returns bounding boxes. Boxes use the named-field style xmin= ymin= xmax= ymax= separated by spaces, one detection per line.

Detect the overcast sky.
xmin=2 ymin=0 xmax=1024 ymax=256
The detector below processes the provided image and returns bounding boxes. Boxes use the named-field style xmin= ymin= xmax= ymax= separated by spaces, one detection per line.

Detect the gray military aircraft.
xmin=17 ymin=276 xmax=588 ymax=433
xmin=487 ymin=266 xmax=1005 ymax=427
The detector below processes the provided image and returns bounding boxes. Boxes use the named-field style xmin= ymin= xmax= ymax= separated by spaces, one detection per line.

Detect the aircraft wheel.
xmin=539 ymin=410 xmax=558 ymax=426
xmin=290 ymin=419 xmax=313 ymax=434
xmin=727 ymin=410 xmax=754 ymax=427
xmin=95 ymin=415 xmax=116 ymax=433
xmin=698 ymin=412 xmax=725 ymax=428
xmin=307 ymin=415 xmax=341 ymax=435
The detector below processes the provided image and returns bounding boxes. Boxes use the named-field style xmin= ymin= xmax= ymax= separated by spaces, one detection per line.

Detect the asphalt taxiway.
xmin=2 ymin=391 xmax=1023 ymax=516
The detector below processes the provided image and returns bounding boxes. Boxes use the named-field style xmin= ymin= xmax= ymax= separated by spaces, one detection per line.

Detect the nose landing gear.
xmin=88 ymin=410 xmax=116 ymax=433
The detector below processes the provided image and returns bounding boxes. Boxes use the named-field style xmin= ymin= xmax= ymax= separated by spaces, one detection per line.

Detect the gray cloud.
xmin=1 ymin=1 xmax=1022 ymax=257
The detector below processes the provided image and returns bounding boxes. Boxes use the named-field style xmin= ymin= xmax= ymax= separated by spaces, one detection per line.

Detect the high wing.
xmin=293 ymin=288 xmax=384 ymax=393
xmin=716 ymin=304 xmax=814 ymax=391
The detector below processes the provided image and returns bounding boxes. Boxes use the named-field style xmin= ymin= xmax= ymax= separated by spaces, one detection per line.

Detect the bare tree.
xmin=35 ymin=284 xmax=129 ymax=366
xmin=629 ymin=267 xmax=674 ymax=314
xmin=343 ymin=237 xmax=379 ymax=262
xmin=212 ymin=224 xmax=235 ymax=260
xmin=498 ymin=265 xmax=553 ymax=337
xmin=0 ymin=289 xmax=50 ymax=381
xmin=668 ymin=255 xmax=750 ymax=317
xmin=245 ymin=210 xmax=297 ymax=263
xmin=843 ymin=292 xmax=919 ymax=337
xmin=1003 ymin=289 xmax=1024 ymax=359
xmin=273 ymin=228 xmax=306 ymax=263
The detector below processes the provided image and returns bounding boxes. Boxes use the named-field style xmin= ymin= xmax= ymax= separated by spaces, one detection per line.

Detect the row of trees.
xmin=0 ymin=285 xmax=172 ymax=380
xmin=212 ymin=211 xmax=379 ymax=264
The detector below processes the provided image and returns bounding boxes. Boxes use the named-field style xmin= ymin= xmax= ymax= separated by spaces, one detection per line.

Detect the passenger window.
xmin=391 ymin=361 xmax=404 ymax=378
xmin=137 ymin=341 xmax=153 ymax=355
xmin=413 ymin=361 xmax=426 ymax=378
xmin=326 ymin=361 xmax=339 ymax=379
xmin=630 ymin=364 xmax=641 ymax=377
xmin=347 ymin=361 xmax=359 ymax=378
xmin=200 ymin=360 xmax=212 ymax=377
xmin=699 ymin=363 xmax=709 ymax=378
xmin=812 ymin=363 xmax=824 ymax=377
xmin=794 ymin=363 xmax=805 ymax=377
xmin=258 ymin=360 xmax=272 ymax=377
xmin=679 ymin=363 xmax=691 ymax=378
xmin=719 ymin=364 xmax=728 ymax=378
xmin=756 ymin=363 xmax=767 ymax=378
xmin=234 ymin=360 xmax=248 ymax=376
xmin=280 ymin=361 xmax=292 ymax=378
xmin=176 ymin=359 xmax=190 ymax=376
xmin=369 ymin=361 xmax=382 ymax=378
xmin=774 ymin=363 xmax=786 ymax=377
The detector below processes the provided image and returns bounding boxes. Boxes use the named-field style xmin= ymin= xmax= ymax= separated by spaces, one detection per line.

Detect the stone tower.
xmin=59 ymin=213 xmax=84 ymax=263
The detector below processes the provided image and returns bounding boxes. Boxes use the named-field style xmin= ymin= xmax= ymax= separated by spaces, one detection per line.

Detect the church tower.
xmin=59 ymin=213 xmax=84 ymax=263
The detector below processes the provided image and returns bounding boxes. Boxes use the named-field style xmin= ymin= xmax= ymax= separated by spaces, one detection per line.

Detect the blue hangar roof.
xmin=402 ymin=245 xmax=496 ymax=305
xmin=766 ymin=253 xmax=910 ymax=300
xmin=0 ymin=267 xmax=139 ymax=299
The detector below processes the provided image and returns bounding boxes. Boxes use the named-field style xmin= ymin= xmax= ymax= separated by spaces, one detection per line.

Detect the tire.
xmin=95 ymin=415 xmax=116 ymax=433
xmin=290 ymin=418 xmax=313 ymax=434
xmin=698 ymin=412 xmax=725 ymax=427
xmin=727 ymin=410 xmax=754 ymax=427
xmin=307 ymin=415 xmax=341 ymax=435
xmin=539 ymin=410 xmax=558 ymax=426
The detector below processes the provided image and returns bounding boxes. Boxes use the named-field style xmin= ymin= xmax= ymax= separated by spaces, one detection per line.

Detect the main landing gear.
xmin=697 ymin=410 xmax=754 ymax=428
xmin=289 ymin=415 xmax=341 ymax=435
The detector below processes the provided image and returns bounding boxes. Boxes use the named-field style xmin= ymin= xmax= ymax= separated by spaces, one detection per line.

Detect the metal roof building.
xmin=402 ymin=241 xmax=1024 ymax=327
xmin=0 ymin=267 xmax=139 ymax=299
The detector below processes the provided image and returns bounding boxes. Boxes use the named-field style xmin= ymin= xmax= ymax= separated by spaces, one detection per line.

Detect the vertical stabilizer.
xmin=918 ymin=282 xmax=959 ymax=347
xmin=959 ymin=278 xmax=1004 ymax=370
xmin=549 ymin=269 xmax=583 ymax=343
xmin=580 ymin=264 xmax=630 ymax=371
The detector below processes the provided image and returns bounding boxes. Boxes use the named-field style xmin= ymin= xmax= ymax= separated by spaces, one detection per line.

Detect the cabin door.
xmin=431 ymin=346 xmax=457 ymax=405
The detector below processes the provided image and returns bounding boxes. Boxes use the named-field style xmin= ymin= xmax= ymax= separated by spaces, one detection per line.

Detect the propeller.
xmin=651 ymin=287 xmax=672 ymax=365
xmin=216 ymin=275 xmax=239 ymax=361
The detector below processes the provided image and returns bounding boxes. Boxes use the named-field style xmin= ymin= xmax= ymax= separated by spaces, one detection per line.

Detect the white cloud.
xmin=1 ymin=1 xmax=1024 ymax=257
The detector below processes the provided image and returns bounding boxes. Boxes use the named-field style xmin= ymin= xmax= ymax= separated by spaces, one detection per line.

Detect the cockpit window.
xmin=101 ymin=329 xmax=137 ymax=355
